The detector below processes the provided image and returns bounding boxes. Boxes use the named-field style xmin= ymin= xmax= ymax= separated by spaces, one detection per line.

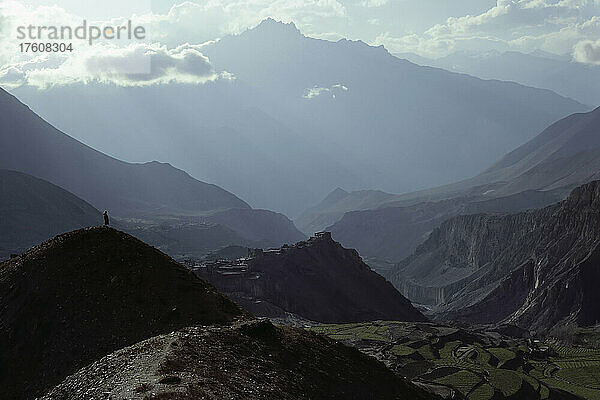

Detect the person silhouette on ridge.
xmin=103 ymin=210 xmax=110 ymax=226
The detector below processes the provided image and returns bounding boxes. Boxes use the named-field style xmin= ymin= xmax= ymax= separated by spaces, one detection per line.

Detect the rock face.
xmin=389 ymin=181 xmax=600 ymax=331
xmin=0 ymin=227 xmax=245 ymax=399
xmin=0 ymin=169 xmax=100 ymax=259
xmin=195 ymin=232 xmax=427 ymax=323
xmin=41 ymin=319 xmax=437 ymax=400
xmin=328 ymin=189 xmax=561 ymax=262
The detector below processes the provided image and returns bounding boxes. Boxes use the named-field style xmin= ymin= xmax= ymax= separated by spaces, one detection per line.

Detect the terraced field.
xmin=309 ymin=322 xmax=600 ymax=400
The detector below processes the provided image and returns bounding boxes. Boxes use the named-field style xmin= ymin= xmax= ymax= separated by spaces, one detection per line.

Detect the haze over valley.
xmin=2 ymin=1 xmax=600 ymax=398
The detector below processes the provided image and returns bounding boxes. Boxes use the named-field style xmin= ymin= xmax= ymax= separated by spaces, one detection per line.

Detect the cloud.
xmin=573 ymin=38 xmax=600 ymax=64
xmin=0 ymin=0 xmax=348 ymax=89
xmin=374 ymin=0 xmax=600 ymax=58
xmin=359 ymin=0 xmax=388 ymax=7
xmin=1 ymin=43 xmax=225 ymax=88
xmin=303 ymin=83 xmax=348 ymax=99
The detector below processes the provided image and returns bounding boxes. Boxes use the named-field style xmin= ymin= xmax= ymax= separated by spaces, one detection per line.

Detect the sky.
xmin=0 ymin=0 xmax=599 ymax=88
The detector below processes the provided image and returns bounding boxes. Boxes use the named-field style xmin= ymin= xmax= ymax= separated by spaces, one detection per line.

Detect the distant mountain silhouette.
xmin=205 ymin=208 xmax=306 ymax=245
xmin=0 ymin=88 xmax=250 ymax=217
xmin=11 ymin=18 xmax=586 ymax=215
xmin=295 ymin=188 xmax=395 ymax=234
xmin=477 ymin=106 xmax=600 ymax=194
xmin=0 ymin=227 xmax=245 ymax=399
xmin=0 ymin=169 xmax=100 ymax=259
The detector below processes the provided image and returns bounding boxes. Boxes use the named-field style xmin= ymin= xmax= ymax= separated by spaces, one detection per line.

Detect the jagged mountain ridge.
xmin=0 ymin=227 xmax=245 ymax=399
xmin=194 ymin=232 xmax=427 ymax=323
xmin=388 ymin=181 xmax=600 ymax=331
xmin=0 ymin=169 xmax=100 ymax=259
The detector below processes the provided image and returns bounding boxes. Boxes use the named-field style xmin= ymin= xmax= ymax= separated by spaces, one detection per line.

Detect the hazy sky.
xmin=1 ymin=0 xmax=599 ymax=88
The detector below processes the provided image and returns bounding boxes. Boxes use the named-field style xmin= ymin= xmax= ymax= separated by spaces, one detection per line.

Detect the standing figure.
xmin=103 ymin=210 xmax=110 ymax=226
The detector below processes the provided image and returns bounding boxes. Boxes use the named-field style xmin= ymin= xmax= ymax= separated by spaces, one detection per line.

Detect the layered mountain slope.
xmin=117 ymin=209 xmax=305 ymax=259
xmin=0 ymin=88 xmax=249 ymax=216
xmin=195 ymin=232 xmax=426 ymax=323
xmin=326 ymin=106 xmax=600 ymax=262
xmin=399 ymin=50 xmax=600 ymax=106
xmin=477 ymin=105 xmax=600 ymax=196
xmin=41 ymin=320 xmax=436 ymax=400
xmin=205 ymin=208 xmax=306 ymax=246
xmin=117 ymin=219 xmax=253 ymax=259
xmin=389 ymin=181 xmax=600 ymax=331
xmin=0 ymin=227 xmax=244 ymax=399
xmin=295 ymin=188 xmax=396 ymax=234
xmin=12 ymin=19 xmax=586 ymax=214
xmin=0 ymin=169 xmax=100 ymax=258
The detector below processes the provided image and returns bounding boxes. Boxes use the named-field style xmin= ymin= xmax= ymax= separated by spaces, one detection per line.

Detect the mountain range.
xmin=11 ymin=19 xmax=587 ymax=215
xmin=0 ymin=87 xmax=304 ymax=257
xmin=0 ymin=88 xmax=248 ymax=217
xmin=318 ymin=106 xmax=600 ymax=264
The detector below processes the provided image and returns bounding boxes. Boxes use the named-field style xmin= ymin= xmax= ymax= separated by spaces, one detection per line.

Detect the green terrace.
xmin=309 ymin=322 xmax=600 ymax=400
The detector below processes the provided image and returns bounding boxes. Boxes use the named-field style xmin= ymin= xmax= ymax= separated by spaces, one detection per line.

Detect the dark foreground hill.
xmin=389 ymin=181 xmax=600 ymax=331
xmin=41 ymin=319 xmax=437 ymax=400
xmin=0 ymin=227 xmax=245 ymax=399
xmin=0 ymin=169 xmax=100 ymax=259
xmin=195 ymin=232 xmax=426 ymax=323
